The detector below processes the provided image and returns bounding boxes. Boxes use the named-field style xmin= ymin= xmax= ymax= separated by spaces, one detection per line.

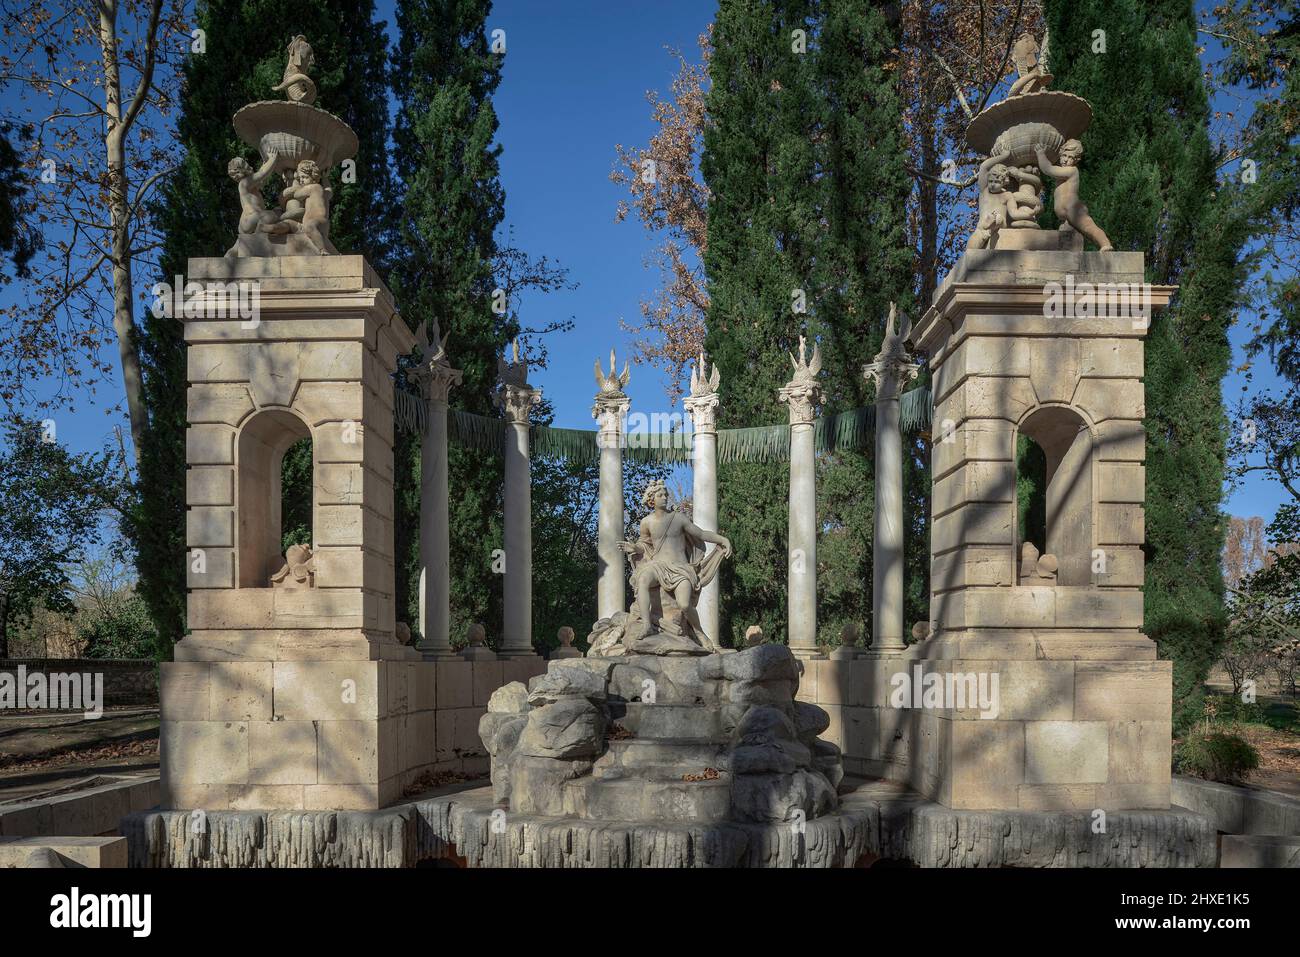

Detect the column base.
xmin=497 ymin=649 xmax=540 ymax=659
xmin=789 ymin=647 xmax=826 ymax=660
xmin=416 ymin=642 xmax=458 ymax=659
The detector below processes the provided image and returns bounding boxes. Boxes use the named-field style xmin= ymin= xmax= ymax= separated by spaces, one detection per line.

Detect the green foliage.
xmin=1016 ymin=435 xmax=1047 ymax=555
xmin=79 ymin=592 xmax=159 ymax=660
xmin=1174 ymin=729 xmax=1260 ymax=784
xmin=131 ymin=0 xmax=395 ymax=658
xmin=702 ymin=0 xmax=912 ymax=645
xmin=1045 ymin=0 xmax=1254 ymax=733
xmin=1206 ymin=692 xmax=1270 ymax=727
xmin=280 ymin=438 xmax=313 ymax=551
xmin=0 ymin=420 xmax=116 ymax=656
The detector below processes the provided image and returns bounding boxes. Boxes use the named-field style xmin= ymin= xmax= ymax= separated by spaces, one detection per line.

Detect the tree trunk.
xmin=97 ymin=0 xmax=149 ymax=464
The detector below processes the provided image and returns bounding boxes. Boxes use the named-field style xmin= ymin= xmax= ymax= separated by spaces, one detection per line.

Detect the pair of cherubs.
xmin=969 ymin=138 xmax=1113 ymax=252
xmin=227 ymin=152 xmax=332 ymax=254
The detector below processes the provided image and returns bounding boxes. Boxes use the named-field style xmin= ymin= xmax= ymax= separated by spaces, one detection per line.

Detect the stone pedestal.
xmin=165 ymin=256 xmax=436 ymax=811
xmin=899 ymin=249 xmax=1177 ymax=812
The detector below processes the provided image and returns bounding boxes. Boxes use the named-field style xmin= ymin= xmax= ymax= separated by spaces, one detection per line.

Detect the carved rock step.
xmin=610 ymin=703 xmax=722 ymax=739
xmin=563 ymin=775 xmax=733 ymax=823
xmin=600 ymin=737 xmax=729 ymax=772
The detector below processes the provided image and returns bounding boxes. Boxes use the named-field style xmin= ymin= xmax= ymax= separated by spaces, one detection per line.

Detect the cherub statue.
xmin=1034 ymin=140 xmax=1114 ymax=251
xmin=967 ymin=148 xmax=1013 ymax=250
xmin=604 ymin=480 xmax=733 ymax=653
xmin=225 ymin=152 xmax=280 ymax=249
xmin=270 ymin=543 xmax=315 ymax=588
xmin=260 ymin=159 xmax=332 ymax=254
xmin=273 ymin=35 xmax=318 ymax=104
xmin=1008 ymin=31 xmax=1053 ymax=96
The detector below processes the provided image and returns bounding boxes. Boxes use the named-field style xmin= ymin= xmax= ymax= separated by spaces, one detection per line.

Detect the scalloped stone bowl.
xmin=232 ymin=100 xmax=358 ymax=176
xmin=966 ymin=90 xmax=1093 ymax=168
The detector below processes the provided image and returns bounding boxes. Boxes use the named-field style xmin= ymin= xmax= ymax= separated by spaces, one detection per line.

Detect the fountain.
xmin=965 ymin=32 xmax=1113 ymax=252
xmin=224 ymin=36 xmax=358 ymax=258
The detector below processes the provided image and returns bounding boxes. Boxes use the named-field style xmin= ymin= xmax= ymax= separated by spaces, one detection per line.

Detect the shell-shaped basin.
xmin=966 ymin=90 xmax=1093 ymax=167
xmin=232 ymin=100 xmax=358 ymax=175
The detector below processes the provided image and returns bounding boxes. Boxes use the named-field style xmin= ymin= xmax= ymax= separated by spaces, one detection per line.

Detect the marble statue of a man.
xmin=588 ymin=480 xmax=732 ymax=656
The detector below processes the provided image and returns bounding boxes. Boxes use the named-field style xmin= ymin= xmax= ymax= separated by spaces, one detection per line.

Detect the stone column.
xmin=863 ymin=304 xmax=919 ymax=656
xmin=593 ymin=350 xmax=630 ymax=620
xmin=778 ymin=337 xmax=823 ymax=659
xmin=411 ymin=334 xmax=462 ymax=658
xmin=495 ymin=341 xmax=541 ymax=658
xmin=683 ymin=353 xmax=721 ymax=646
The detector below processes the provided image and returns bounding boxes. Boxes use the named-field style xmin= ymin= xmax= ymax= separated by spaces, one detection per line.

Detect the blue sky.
xmin=3 ymin=0 xmax=1289 ymax=522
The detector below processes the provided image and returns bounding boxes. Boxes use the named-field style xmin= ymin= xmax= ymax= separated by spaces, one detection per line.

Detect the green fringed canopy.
xmin=393 ymin=386 xmax=932 ymax=466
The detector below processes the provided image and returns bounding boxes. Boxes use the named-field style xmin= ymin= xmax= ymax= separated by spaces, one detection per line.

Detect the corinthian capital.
xmin=592 ymin=348 xmax=631 ymax=434
xmin=863 ymin=302 xmax=919 ymax=401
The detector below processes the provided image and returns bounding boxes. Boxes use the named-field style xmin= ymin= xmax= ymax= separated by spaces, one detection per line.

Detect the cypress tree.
xmin=703 ymin=0 xmax=911 ymax=645
xmin=704 ymin=0 xmax=821 ymax=644
xmin=813 ymin=0 xmax=914 ymax=643
xmin=133 ymin=0 xmax=395 ymax=657
xmin=391 ymin=0 xmax=509 ymax=641
xmin=1044 ymin=0 xmax=1254 ymax=729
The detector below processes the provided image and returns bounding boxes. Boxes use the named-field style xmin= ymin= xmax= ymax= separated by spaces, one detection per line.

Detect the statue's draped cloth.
xmin=629 ymin=516 xmax=726 ymax=597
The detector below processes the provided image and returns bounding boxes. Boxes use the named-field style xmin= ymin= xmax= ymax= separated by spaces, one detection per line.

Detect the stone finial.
xmin=864 ymin=303 xmax=920 ymax=400
xmin=494 ymin=340 xmax=542 ymax=424
xmin=830 ymin=621 xmax=861 ymax=660
xmin=550 ymin=625 xmax=582 ymax=659
xmin=778 ymin=335 xmax=823 ymax=426
xmin=462 ymin=622 xmax=496 ymax=660
xmin=743 ymin=625 xmax=765 ymax=647
xmin=594 ymin=348 xmax=630 ymax=396
xmin=414 ymin=316 xmax=451 ymax=363
xmin=683 ymin=351 xmax=722 ymax=434
xmin=592 ymin=348 xmax=631 ymax=435
xmin=408 ymin=317 xmax=462 ymax=404
xmin=395 ymin=621 xmax=412 ymax=646
xmin=910 ymin=621 xmax=931 ymax=642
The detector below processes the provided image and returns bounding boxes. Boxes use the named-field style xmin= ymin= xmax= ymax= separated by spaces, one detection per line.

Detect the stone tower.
xmin=908 ymin=248 xmax=1177 ymax=811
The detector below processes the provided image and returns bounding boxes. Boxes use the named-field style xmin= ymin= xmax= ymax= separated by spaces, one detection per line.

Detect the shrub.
xmin=1208 ymin=693 xmax=1269 ymax=726
xmin=1174 ymin=730 xmax=1260 ymax=785
xmin=78 ymin=593 xmax=157 ymax=660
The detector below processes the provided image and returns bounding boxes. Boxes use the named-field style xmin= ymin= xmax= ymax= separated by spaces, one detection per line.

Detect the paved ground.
xmin=0 ymin=707 xmax=159 ymax=804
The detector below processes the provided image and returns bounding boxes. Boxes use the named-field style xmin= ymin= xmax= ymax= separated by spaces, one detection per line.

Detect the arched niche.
xmin=236 ymin=408 xmax=312 ymax=587
xmin=1016 ymin=405 xmax=1095 ymax=586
